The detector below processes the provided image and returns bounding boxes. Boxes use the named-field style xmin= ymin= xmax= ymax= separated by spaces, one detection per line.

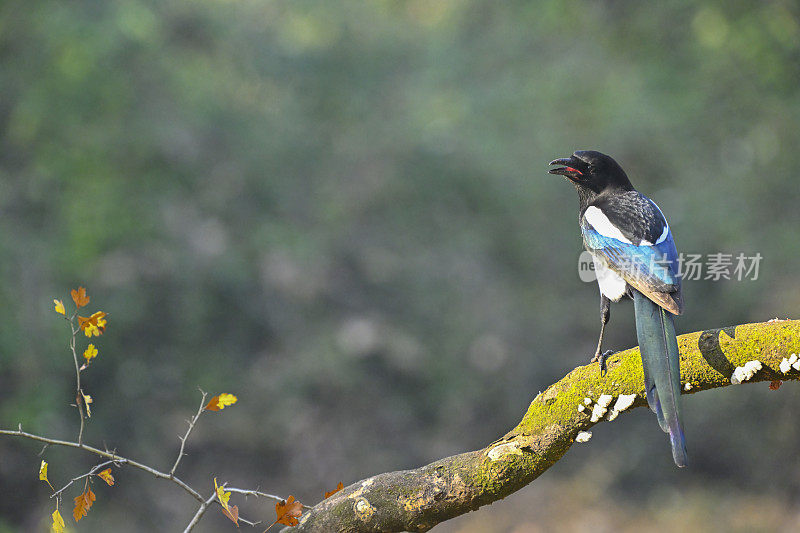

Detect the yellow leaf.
xmin=73 ymin=486 xmax=96 ymax=522
xmin=205 ymin=393 xmax=238 ymax=411
xmin=51 ymin=509 xmax=65 ymax=533
xmin=54 ymin=299 xmax=65 ymax=315
xmin=81 ymin=392 xmax=93 ymax=418
xmin=83 ymin=344 xmax=98 ymax=362
xmin=97 ymin=468 xmax=114 ymax=486
xmin=79 ymin=311 xmax=107 ymax=337
xmin=214 ymin=478 xmax=231 ymax=511
xmin=39 ymin=460 xmax=54 ymax=490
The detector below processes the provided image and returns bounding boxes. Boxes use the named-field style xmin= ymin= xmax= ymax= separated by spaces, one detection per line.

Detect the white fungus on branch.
xmin=589 ymin=394 xmax=613 ymax=422
xmin=779 ymin=353 xmax=798 ymax=374
xmin=580 ymin=393 xmax=637 ymax=423
xmin=730 ymin=360 xmax=763 ymax=384
xmin=605 ymin=394 xmax=636 ymax=421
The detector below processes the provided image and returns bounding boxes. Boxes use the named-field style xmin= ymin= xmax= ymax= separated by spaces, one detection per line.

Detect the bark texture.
xmin=287 ymin=320 xmax=800 ymax=532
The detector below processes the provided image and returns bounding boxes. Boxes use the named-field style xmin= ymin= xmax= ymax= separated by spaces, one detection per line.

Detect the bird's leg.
xmin=590 ymin=295 xmax=614 ymax=373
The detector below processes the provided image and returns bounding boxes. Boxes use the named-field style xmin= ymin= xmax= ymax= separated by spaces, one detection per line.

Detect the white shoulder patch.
xmin=592 ymin=256 xmax=627 ymax=301
xmin=584 ymin=206 xmax=633 ymax=244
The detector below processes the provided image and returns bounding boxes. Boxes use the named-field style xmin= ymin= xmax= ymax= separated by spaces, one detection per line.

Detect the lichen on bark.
xmin=286 ymin=320 xmax=800 ymax=532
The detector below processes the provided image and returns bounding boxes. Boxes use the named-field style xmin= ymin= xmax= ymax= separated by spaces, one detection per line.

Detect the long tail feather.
xmin=641 ymin=345 xmax=668 ymax=432
xmin=633 ymin=290 xmax=688 ymax=467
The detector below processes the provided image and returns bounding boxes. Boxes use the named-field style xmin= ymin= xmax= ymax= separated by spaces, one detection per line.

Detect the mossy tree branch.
xmin=288 ymin=320 xmax=800 ymax=532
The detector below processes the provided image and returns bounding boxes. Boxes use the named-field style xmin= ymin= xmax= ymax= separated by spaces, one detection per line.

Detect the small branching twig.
xmin=232 ymin=512 xmax=260 ymax=527
xmin=171 ymin=390 xmax=208 ymax=478
xmin=0 ymin=425 xmax=287 ymax=528
xmin=227 ymin=487 xmax=314 ymax=510
xmin=50 ymin=459 xmax=118 ymax=500
xmin=0 ymin=426 xmax=204 ymax=502
xmin=183 ymin=486 xmax=263 ymax=532
xmin=5 ymin=290 xmax=315 ymax=530
xmin=183 ymin=491 xmax=218 ymax=533
xmin=67 ymin=317 xmax=86 ymax=446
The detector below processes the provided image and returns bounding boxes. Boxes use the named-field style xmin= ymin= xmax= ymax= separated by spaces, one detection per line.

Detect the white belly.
xmin=592 ymin=256 xmax=627 ymax=301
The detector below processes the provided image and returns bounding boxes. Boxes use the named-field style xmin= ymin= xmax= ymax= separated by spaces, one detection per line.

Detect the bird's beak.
xmin=548 ymin=156 xmax=584 ymax=181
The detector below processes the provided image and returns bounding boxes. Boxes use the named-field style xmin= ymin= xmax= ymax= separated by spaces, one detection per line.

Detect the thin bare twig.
xmin=50 ymin=459 xmax=118 ymax=499
xmin=68 ymin=319 xmax=86 ymax=446
xmin=0 ymin=427 xmax=204 ymax=503
xmin=11 ymin=294 xmax=293 ymax=530
xmin=170 ymin=391 xmax=208 ymax=477
xmin=231 ymin=512 xmax=260 ymax=527
xmin=183 ymin=491 xmax=217 ymax=533
xmin=227 ymin=487 xmax=313 ymax=510
xmin=183 ymin=489 xmax=262 ymax=532
xmin=2 ymin=426 xmax=283 ymax=529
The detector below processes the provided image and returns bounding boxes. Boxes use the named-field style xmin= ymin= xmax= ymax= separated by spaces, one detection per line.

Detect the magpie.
xmin=548 ymin=150 xmax=687 ymax=467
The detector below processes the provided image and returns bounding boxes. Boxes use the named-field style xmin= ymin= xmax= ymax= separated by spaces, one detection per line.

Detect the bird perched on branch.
xmin=548 ymin=150 xmax=687 ymax=467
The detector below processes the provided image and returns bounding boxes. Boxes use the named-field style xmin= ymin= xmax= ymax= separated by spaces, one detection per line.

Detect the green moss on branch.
xmin=287 ymin=320 xmax=800 ymax=532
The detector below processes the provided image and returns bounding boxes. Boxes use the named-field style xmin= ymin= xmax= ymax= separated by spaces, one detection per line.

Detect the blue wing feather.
xmin=581 ymin=224 xmax=681 ymax=291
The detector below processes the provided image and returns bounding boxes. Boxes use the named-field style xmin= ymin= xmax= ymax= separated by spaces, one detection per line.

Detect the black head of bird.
xmin=549 ymin=150 xmax=634 ymax=197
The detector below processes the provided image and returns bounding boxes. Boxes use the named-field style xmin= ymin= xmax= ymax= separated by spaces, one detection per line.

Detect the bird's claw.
xmin=590 ymin=349 xmax=615 ymax=375
xmin=598 ymin=349 xmax=615 ymax=375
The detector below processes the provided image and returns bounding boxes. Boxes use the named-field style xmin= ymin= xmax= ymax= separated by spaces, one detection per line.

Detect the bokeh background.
xmin=2 ymin=1 xmax=800 ymax=531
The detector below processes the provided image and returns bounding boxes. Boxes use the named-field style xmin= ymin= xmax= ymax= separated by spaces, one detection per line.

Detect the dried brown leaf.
xmin=324 ymin=482 xmax=344 ymax=499
xmin=73 ymin=486 xmax=96 ymax=522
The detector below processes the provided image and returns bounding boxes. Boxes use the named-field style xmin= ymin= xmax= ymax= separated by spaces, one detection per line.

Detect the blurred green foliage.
xmin=1 ymin=0 xmax=799 ymax=530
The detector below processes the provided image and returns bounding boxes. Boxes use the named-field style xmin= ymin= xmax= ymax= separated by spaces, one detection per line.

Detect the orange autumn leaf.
xmin=54 ymin=299 xmax=66 ymax=315
xmin=73 ymin=486 xmax=96 ymax=522
xmin=222 ymin=504 xmax=240 ymax=527
xmin=274 ymin=495 xmax=303 ymax=527
xmin=79 ymin=311 xmax=107 ymax=337
xmin=205 ymin=393 xmax=238 ymax=411
xmin=93 ymin=311 xmax=107 ymax=329
xmin=324 ymin=482 xmax=344 ymax=499
xmin=769 ymin=380 xmax=782 ymax=390
xmin=71 ymin=287 xmax=90 ymax=308
xmin=97 ymin=468 xmax=114 ymax=486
